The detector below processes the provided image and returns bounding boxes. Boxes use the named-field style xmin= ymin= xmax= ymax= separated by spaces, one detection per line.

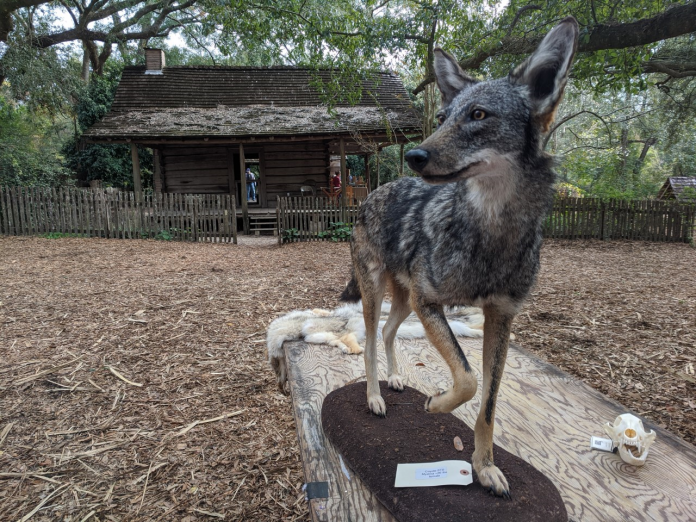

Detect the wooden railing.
xmin=277 ymin=196 xmax=360 ymax=243
xmin=0 ymin=187 xmax=237 ymax=243
xmin=277 ymin=195 xmax=696 ymax=244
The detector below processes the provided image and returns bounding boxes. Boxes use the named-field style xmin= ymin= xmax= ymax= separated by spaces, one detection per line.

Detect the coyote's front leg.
xmin=472 ymin=303 xmax=514 ymax=499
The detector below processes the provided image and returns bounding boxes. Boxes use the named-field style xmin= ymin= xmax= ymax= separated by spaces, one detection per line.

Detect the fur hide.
xmin=267 ymin=302 xmax=485 ymax=393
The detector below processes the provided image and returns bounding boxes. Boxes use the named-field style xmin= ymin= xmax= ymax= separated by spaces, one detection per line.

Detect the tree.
xmin=0 ymin=89 xmax=71 ymax=186
xmin=1 ymin=0 xmax=202 ymax=86
xmin=62 ymin=63 xmax=152 ymax=188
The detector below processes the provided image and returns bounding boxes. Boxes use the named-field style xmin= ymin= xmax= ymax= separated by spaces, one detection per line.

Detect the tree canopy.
xmin=0 ymin=0 xmax=695 ymax=196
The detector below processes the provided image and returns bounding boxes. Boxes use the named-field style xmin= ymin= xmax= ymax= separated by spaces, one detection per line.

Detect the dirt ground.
xmin=0 ymin=236 xmax=694 ymax=521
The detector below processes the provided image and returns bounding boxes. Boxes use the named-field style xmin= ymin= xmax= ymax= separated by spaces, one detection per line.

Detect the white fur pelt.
xmin=267 ymin=301 xmax=484 ymax=393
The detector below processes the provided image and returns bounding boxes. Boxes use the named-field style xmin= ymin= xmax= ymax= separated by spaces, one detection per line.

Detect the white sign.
xmin=590 ymin=436 xmax=615 ymax=452
xmin=395 ymin=460 xmax=473 ymax=488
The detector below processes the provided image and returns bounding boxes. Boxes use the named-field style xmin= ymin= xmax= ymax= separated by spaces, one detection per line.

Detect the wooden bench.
xmin=284 ymin=337 xmax=696 ymax=521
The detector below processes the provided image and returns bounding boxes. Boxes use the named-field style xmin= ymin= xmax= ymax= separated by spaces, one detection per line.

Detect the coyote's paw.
xmin=476 ymin=464 xmax=511 ymax=500
xmin=368 ymin=395 xmax=387 ymax=417
xmin=424 ymin=389 xmax=461 ymax=413
xmin=387 ymin=374 xmax=404 ymax=392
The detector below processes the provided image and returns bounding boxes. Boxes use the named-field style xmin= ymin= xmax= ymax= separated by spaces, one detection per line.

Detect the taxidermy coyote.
xmin=340 ymin=18 xmax=578 ymax=498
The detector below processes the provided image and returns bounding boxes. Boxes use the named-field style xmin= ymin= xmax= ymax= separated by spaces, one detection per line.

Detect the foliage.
xmin=154 ymin=229 xmax=176 ymax=241
xmin=0 ymin=90 xmax=71 ymax=186
xmin=282 ymin=228 xmax=300 ymax=242
xmin=62 ymin=64 xmax=153 ymax=188
xmin=317 ymin=221 xmax=353 ymax=242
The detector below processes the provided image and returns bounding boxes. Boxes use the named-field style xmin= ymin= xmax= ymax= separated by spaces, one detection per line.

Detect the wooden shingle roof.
xmin=657 ymin=177 xmax=696 ymax=201
xmin=84 ymin=66 xmax=422 ymax=141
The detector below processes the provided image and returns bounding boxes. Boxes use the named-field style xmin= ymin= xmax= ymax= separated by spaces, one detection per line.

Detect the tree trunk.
xmin=81 ymin=42 xmax=91 ymax=82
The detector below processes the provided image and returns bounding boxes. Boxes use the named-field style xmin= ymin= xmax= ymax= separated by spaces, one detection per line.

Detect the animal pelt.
xmin=267 ymin=301 xmax=485 ymax=393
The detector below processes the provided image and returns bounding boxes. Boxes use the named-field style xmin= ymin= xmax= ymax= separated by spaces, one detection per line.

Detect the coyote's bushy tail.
xmin=340 ymin=271 xmax=361 ymax=302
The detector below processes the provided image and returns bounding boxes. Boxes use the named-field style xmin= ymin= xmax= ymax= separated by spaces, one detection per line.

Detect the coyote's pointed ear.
xmin=433 ymin=48 xmax=477 ymax=106
xmin=510 ymin=17 xmax=579 ymax=131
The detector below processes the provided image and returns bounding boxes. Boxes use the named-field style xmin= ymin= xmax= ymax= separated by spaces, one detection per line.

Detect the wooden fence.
xmin=543 ymin=198 xmax=695 ymax=242
xmin=277 ymin=196 xmax=695 ymax=243
xmin=0 ymin=187 xmax=237 ymax=243
xmin=277 ymin=196 xmax=360 ymax=243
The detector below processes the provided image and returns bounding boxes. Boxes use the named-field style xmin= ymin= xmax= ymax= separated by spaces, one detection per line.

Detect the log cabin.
xmin=83 ymin=49 xmax=422 ymax=232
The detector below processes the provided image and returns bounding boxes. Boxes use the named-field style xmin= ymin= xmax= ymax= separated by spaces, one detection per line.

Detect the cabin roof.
xmin=84 ymin=66 xmax=422 ymax=141
xmin=657 ymin=177 xmax=696 ymax=200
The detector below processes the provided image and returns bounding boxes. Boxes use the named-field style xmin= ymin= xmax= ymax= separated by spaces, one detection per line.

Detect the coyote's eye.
xmin=436 ymin=114 xmax=446 ymax=125
xmin=471 ymin=109 xmax=487 ymax=121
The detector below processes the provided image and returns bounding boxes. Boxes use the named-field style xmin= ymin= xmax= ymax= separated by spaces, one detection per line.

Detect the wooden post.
xmin=376 ymin=151 xmax=381 ymax=188
xmin=364 ymin=154 xmax=371 ymax=193
xmin=399 ymin=143 xmax=405 ymax=177
xmin=239 ymin=143 xmax=248 ymax=235
xmin=227 ymin=148 xmax=236 ymax=204
xmin=340 ymin=138 xmax=347 ymax=221
xmin=130 ymin=143 xmax=142 ymax=203
xmin=153 ymin=149 xmax=163 ymax=193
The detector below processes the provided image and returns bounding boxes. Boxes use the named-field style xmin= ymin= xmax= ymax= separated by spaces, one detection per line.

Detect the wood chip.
xmin=174 ymin=410 xmax=246 ymax=437
xmin=13 ymin=358 xmax=82 ymax=386
xmin=106 ymin=366 xmax=143 ymax=387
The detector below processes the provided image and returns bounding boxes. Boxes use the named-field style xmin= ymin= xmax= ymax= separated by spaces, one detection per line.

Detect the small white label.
xmin=416 ymin=467 xmax=447 ymax=480
xmin=395 ymin=460 xmax=472 ymax=488
xmin=591 ymin=436 xmax=614 ymax=452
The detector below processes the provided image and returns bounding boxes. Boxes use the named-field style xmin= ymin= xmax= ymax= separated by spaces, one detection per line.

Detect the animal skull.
xmin=604 ymin=414 xmax=656 ymax=466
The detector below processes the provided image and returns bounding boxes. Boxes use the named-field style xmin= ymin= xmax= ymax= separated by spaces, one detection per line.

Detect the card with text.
xmin=394 ymin=460 xmax=473 ymax=488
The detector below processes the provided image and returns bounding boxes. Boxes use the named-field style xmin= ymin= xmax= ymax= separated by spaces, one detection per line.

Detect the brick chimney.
xmin=144 ymin=48 xmax=165 ymax=75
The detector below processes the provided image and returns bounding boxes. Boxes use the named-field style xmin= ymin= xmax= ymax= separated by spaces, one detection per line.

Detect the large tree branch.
xmin=643 ymin=59 xmax=696 ymax=79
xmin=414 ymin=3 xmax=696 ymax=94
xmin=0 ymin=0 xmax=46 ymax=41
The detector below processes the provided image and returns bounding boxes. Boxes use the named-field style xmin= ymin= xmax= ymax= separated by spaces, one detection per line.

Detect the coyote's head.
xmin=406 ymin=17 xmax=578 ymax=184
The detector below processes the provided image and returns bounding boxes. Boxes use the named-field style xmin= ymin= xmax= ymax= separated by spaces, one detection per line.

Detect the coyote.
xmin=340 ymin=18 xmax=578 ymax=498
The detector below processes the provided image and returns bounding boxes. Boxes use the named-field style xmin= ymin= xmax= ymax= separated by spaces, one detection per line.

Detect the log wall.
xmin=159 ymin=141 xmax=331 ymax=208
xmin=261 ymin=141 xmax=329 ymax=204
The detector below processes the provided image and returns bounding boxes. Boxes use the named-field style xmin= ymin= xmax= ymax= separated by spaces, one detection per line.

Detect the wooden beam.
xmin=340 ymin=138 xmax=347 ymax=220
xmin=153 ymin=149 xmax=163 ymax=193
xmin=258 ymin=149 xmax=267 ymax=208
xmin=227 ymin=148 xmax=236 ymax=204
xmin=376 ymin=152 xmax=380 ymax=189
xmin=364 ymin=154 xmax=371 ymax=194
xmin=130 ymin=143 xmax=143 ymax=201
xmin=399 ymin=143 xmax=405 ymax=177
xmin=240 ymin=143 xmax=248 ymax=234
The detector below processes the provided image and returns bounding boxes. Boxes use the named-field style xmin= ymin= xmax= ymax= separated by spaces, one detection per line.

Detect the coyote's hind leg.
xmin=353 ymin=245 xmax=387 ymax=416
xmin=382 ymin=280 xmax=411 ymax=392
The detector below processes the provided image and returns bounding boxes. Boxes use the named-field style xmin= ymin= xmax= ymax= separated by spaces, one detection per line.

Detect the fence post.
xmin=599 ymin=200 xmax=606 ymax=240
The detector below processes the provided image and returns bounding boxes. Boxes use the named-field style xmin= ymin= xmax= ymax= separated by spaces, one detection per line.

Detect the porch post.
xmin=240 ymin=143 xmax=248 ymax=234
xmin=376 ymin=150 xmax=380 ymax=188
xmin=130 ymin=143 xmax=143 ymax=202
xmin=227 ymin=148 xmax=235 ymax=202
xmin=340 ymin=137 xmax=347 ymax=221
xmin=153 ymin=149 xmax=163 ymax=193
xmin=364 ymin=154 xmax=371 ymax=193
xmin=399 ymin=143 xmax=405 ymax=177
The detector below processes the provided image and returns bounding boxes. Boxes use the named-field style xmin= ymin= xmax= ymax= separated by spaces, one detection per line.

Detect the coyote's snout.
xmin=342 ymin=18 xmax=579 ymax=498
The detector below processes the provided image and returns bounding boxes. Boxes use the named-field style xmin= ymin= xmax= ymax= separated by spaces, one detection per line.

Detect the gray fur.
xmin=343 ymin=17 xmax=579 ymax=498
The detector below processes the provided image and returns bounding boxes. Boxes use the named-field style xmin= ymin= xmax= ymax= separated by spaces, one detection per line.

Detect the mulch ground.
xmin=0 ymin=236 xmax=694 ymax=521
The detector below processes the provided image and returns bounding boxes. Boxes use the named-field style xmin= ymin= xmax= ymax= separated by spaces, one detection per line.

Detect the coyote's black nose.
xmin=405 ymin=149 xmax=429 ymax=172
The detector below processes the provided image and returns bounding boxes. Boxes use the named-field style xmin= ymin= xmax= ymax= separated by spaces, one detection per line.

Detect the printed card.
xmin=395 ymin=460 xmax=473 ymax=488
